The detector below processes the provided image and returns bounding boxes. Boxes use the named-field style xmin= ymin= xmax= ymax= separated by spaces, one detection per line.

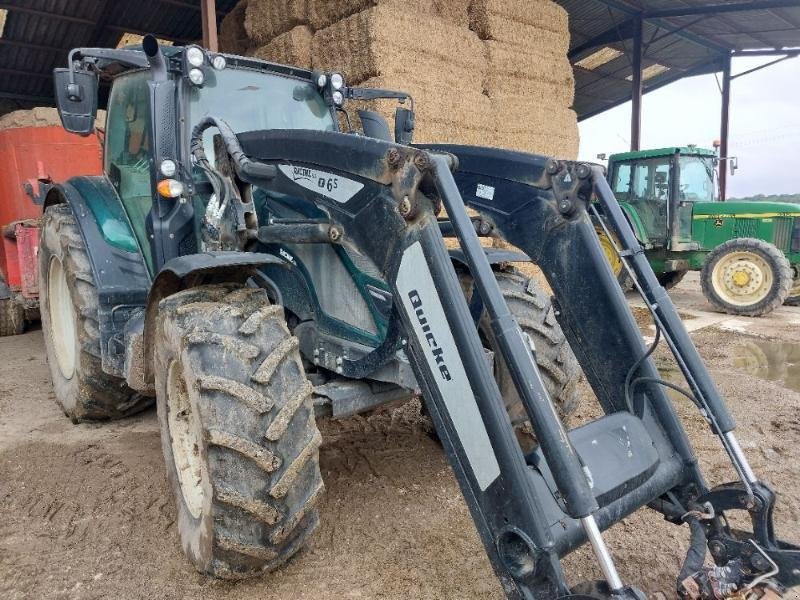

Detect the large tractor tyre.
xmin=657 ymin=269 xmax=688 ymax=290
xmin=0 ymin=297 xmax=24 ymax=336
xmin=39 ymin=204 xmax=152 ymax=422
xmin=154 ymin=283 xmax=323 ymax=580
xmin=700 ymin=237 xmax=792 ymax=317
xmin=460 ymin=269 xmax=582 ymax=427
xmin=595 ymin=225 xmax=633 ymax=292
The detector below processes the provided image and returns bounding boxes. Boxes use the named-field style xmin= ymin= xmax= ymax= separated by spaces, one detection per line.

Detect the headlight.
xmin=211 ymin=55 xmax=226 ymax=70
xmin=317 ymin=73 xmax=327 ymax=88
xmin=332 ymin=90 xmax=344 ymax=106
xmin=330 ymin=73 xmax=344 ymax=90
xmin=159 ymin=159 xmax=177 ymax=177
xmin=188 ymin=68 xmax=205 ymax=85
xmin=186 ymin=46 xmax=205 ymax=67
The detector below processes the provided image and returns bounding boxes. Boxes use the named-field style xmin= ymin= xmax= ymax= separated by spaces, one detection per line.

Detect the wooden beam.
xmin=201 ymin=0 xmax=219 ymax=51
xmin=0 ymin=3 xmax=95 ymax=25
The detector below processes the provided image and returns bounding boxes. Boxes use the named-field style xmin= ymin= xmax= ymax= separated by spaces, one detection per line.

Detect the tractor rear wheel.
xmin=657 ymin=269 xmax=688 ymax=290
xmin=154 ymin=283 xmax=323 ymax=579
xmin=39 ymin=204 xmax=152 ymax=422
xmin=460 ymin=269 xmax=581 ymax=426
xmin=700 ymin=237 xmax=792 ymax=317
xmin=0 ymin=297 xmax=24 ymax=336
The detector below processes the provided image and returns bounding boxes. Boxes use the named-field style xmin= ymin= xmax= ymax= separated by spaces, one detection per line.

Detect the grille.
xmin=772 ymin=217 xmax=792 ymax=251
xmin=732 ymin=218 xmax=757 ymax=238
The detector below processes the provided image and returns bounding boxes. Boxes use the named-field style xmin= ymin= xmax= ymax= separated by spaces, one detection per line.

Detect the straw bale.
xmin=219 ymin=0 xmax=249 ymax=55
xmin=244 ymin=0 xmax=309 ymax=45
xmin=484 ymin=40 xmax=573 ymax=87
xmin=469 ymin=0 xmax=569 ymax=38
xmin=356 ymin=76 xmax=492 ymax=145
xmin=307 ymin=0 xmax=469 ymax=30
xmin=250 ymin=25 xmax=313 ymax=68
xmin=474 ymin=15 xmax=570 ymax=54
xmin=0 ymin=107 xmax=61 ymax=130
xmin=311 ymin=4 xmax=486 ymax=84
xmin=486 ymin=76 xmax=574 ymax=106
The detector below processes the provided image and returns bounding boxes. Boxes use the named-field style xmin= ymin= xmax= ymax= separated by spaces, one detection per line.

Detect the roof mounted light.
xmin=211 ymin=54 xmax=226 ymax=70
xmin=332 ymin=90 xmax=344 ymax=106
xmin=317 ymin=73 xmax=327 ymax=88
xmin=188 ymin=68 xmax=205 ymax=86
xmin=186 ymin=46 xmax=205 ymax=67
xmin=330 ymin=73 xmax=344 ymax=90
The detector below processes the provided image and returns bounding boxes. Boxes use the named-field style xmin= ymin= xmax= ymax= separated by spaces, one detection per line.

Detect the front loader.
xmin=41 ymin=36 xmax=800 ymax=598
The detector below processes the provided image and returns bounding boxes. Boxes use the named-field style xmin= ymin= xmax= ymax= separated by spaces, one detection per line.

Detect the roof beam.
xmin=0 ymin=3 xmax=95 ymax=25
xmin=643 ymin=1 xmax=800 ymax=19
xmin=587 ymin=0 xmax=731 ymax=55
xmin=0 ymin=91 xmax=54 ymax=103
xmin=0 ymin=38 xmax=71 ymax=53
xmin=0 ymin=67 xmax=52 ymax=79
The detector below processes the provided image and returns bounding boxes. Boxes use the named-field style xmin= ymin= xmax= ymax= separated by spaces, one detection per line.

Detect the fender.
xmin=141 ymin=252 xmax=286 ymax=385
xmin=44 ymin=178 xmax=151 ymax=377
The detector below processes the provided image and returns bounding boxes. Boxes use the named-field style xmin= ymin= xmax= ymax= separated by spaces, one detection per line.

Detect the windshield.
xmin=679 ymin=155 xmax=717 ymax=202
xmin=188 ymin=67 xmax=336 ymax=159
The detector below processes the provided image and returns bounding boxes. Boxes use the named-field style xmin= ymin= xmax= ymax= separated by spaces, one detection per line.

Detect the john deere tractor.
xmin=597 ymin=146 xmax=800 ymax=316
xmin=42 ymin=37 xmax=800 ymax=599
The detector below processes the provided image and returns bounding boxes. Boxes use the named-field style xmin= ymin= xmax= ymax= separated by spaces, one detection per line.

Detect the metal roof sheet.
xmin=558 ymin=0 xmax=800 ymax=120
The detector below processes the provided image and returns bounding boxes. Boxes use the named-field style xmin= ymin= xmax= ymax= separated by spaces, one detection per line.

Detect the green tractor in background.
xmin=597 ymin=146 xmax=800 ymax=316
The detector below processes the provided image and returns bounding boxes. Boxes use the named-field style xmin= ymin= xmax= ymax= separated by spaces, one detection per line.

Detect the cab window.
xmin=612 ymin=163 xmax=631 ymax=200
xmin=104 ymin=70 xmax=153 ymax=265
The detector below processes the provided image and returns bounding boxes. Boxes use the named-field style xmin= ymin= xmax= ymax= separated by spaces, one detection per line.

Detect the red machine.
xmin=0 ymin=124 xmax=102 ymax=335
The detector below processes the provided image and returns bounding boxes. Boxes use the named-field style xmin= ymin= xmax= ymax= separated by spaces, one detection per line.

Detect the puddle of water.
xmin=732 ymin=339 xmax=800 ymax=393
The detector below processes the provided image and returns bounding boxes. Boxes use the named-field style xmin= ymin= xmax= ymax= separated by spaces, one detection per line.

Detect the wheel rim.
xmin=596 ymin=227 xmax=623 ymax=277
xmin=711 ymin=251 xmax=774 ymax=307
xmin=166 ymin=360 xmax=206 ymax=520
xmin=48 ymin=256 xmax=77 ymax=380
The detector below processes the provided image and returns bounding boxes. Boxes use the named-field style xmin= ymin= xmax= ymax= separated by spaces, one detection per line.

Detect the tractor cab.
xmin=607 ymin=147 xmax=718 ymax=251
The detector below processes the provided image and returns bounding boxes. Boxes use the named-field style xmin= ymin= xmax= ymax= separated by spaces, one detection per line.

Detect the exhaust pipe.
xmin=142 ymin=34 xmax=167 ymax=82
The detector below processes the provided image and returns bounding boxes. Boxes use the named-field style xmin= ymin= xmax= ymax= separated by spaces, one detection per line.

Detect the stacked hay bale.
xmin=219 ymin=0 xmax=577 ymax=158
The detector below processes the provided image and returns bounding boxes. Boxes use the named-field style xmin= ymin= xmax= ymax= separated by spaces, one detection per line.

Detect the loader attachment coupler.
xmin=222 ymin=124 xmax=800 ymax=598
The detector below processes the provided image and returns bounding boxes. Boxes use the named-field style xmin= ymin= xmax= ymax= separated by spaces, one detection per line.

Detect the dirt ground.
xmin=2 ymin=273 xmax=800 ymax=599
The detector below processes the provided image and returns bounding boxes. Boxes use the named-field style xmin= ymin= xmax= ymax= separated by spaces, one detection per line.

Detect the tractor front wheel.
xmin=700 ymin=237 xmax=792 ymax=317
xmin=460 ymin=269 xmax=582 ymax=427
xmin=154 ymin=283 xmax=323 ymax=579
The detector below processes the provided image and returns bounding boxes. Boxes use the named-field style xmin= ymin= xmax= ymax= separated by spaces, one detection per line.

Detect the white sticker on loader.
xmin=278 ymin=164 xmax=364 ymax=203
xmin=396 ymin=241 xmax=500 ymax=491
xmin=476 ymin=183 xmax=495 ymax=201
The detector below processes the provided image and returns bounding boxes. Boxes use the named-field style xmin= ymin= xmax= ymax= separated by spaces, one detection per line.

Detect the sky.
xmin=577 ymin=55 xmax=800 ymax=198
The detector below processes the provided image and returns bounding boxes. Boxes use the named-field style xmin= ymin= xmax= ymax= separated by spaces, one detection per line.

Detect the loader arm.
xmin=211 ymin=127 xmax=800 ymax=599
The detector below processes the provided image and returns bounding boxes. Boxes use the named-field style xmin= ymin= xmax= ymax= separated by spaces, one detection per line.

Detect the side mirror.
xmin=358 ymin=110 xmax=392 ymax=142
xmin=53 ymin=67 xmax=98 ymax=136
xmin=394 ymin=107 xmax=415 ymax=145
xmin=729 ymin=156 xmax=738 ymax=176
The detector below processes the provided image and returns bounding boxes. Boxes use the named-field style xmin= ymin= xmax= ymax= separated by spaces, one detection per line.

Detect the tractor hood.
xmin=693 ymin=200 xmax=800 ymax=217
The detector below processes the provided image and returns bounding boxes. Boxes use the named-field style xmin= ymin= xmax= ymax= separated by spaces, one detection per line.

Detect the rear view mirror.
xmin=358 ymin=110 xmax=392 ymax=141
xmin=394 ymin=107 xmax=415 ymax=145
xmin=53 ymin=67 xmax=98 ymax=136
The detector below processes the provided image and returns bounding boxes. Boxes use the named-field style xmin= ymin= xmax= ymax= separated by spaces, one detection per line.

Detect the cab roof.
xmin=609 ymin=147 xmax=717 ymax=162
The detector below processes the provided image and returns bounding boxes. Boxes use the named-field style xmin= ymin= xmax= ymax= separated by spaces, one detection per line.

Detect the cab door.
xmin=628 ymin=157 xmax=670 ymax=247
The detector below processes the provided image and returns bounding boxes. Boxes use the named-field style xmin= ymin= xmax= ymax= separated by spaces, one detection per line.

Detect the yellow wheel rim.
xmin=596 ymin=227 xmax=623 ymax=277
xmin=711 ymin=251 xmax=774 ymax=307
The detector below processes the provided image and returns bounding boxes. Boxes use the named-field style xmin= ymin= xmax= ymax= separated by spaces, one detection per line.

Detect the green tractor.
xmin=598 ymin=146 xmax=800 ymax=316
xmin=41 ymin=37 xmax=800 ymax=599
